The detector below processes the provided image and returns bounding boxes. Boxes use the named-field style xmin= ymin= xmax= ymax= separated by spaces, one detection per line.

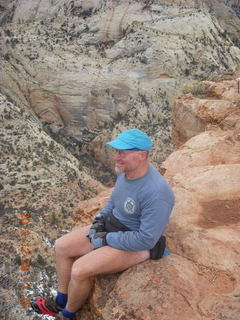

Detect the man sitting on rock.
xmin=31 ymin=128 xmax=175 ymax=320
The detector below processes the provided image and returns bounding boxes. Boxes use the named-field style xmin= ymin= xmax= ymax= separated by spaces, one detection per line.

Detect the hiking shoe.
xmin=57 ymin=311 xmax=76 ymax=320
xmin=31 ymin=297 xmax=62 ymax=317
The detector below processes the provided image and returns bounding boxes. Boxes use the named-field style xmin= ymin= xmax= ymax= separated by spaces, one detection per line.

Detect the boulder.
xmin=92 ymin=253 xmax=239 ymax=320
xmin=162 ymin=129 xmax=240 ymax=178
xmin=172 ymin=80 xmax=240 ymax=147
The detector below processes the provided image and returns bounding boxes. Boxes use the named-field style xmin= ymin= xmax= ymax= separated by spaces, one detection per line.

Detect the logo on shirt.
xmin=124 ymin=197 xmax=136 ymax=215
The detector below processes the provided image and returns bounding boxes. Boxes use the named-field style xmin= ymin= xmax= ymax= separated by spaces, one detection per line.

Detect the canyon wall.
xmin=0 ymin=0 xmax=240 ymax=174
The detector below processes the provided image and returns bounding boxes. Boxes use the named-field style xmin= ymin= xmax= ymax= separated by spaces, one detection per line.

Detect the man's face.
xmin=112 ymin=149 xmax=147 ymax=174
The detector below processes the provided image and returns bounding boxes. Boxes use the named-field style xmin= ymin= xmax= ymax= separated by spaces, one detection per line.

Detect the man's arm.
xmin=106 ymin=197 xmax=173 ymax=251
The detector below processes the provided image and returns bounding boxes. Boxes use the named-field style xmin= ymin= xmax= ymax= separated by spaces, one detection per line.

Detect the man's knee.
xmin=71 ymin=260 xmax=90 ymax=281
xmin=55 ymin=236 xmax=69 ymax=257
xmin=55 ymin=226 xmax=92 ymax=258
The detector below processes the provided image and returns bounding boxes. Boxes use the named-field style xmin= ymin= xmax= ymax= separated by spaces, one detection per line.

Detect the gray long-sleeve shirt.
xmin=99 ymin=164 xmax=175 ymax=251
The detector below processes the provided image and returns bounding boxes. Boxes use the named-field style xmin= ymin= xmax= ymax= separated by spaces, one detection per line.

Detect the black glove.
xmin=92 ymin=232 xmax=108 ymax=249
xmin=87 ymin=216 xmax=105 ymax=241
xmin=92 ymin=216 xmax=105 ymax=232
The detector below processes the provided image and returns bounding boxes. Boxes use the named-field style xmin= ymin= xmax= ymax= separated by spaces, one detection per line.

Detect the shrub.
xmin=4 ymin=53 xmax=10 ymax=61
xmin=182 ymin=82 xmax=206 ymax=96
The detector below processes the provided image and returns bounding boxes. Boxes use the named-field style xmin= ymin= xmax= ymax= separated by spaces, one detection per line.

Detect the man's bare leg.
xmin=65 ymin=246 xmax=150 ymax=312
xmin=54 ymin=225 xmax=92 ymax=294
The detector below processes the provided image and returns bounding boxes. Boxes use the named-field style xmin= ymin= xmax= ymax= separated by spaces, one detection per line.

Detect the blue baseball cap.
xmin=106 ymin=129 xmax=153 ymax=151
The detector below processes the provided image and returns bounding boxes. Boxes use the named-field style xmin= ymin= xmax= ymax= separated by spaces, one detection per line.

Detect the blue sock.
xmin=61 ymin=308 xmax=76 ymax=319
xmin=55 ymin=291 xmax=68 ymax=309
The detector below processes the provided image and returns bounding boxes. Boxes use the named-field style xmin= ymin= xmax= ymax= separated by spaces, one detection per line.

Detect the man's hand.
xmin=87 ymin=216 xmax=105 ymax=241
xmin=91 ymin=232 xmax=107 ymax=249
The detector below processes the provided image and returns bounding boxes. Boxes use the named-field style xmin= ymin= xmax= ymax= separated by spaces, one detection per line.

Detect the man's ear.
xmin=139 ymin=151 xmax=149 ymax=160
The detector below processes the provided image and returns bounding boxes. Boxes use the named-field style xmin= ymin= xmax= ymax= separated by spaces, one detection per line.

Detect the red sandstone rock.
xmin=74 ymin=189 xmax=112 ymax=226
xmin=172 ymin=80 xmax=240 ymax=147
xmin=162 ymin=130 xmax=240 ymax=179
xmin=28 ymin=88 xmax=73 ymax=127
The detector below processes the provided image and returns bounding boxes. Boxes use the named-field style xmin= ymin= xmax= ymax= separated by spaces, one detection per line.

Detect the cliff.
xmin=0 ymin=93 xmax=105 ymax=319
xmin=0 ymin=0 xmax=240 ymax=181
